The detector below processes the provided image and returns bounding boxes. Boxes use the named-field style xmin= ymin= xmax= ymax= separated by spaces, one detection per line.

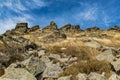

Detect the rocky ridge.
xmin=0 ymin=22 xmax=120 ymax=80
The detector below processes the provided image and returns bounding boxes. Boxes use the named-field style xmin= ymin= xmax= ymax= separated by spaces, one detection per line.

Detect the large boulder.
xmin=0 ymin=63 xmax=36 ymax=80
xmin=96 ymin=49 xmax=116 ymax=62
xmin=21 ymin=56 xmax=46 ymax=76
xmin=60 ymin=24 xmax=80 ymax=32
xmin=42 ymin=63 xmax=63 ymax=79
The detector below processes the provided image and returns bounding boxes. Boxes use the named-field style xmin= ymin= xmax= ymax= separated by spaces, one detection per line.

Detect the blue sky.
xmin=0 ymin=0 xmax=120 ymax=34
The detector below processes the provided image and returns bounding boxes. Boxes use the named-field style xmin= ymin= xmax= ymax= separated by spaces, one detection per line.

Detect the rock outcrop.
xmin=43 ymin=21 xmax=58 ymax=30
xmin=29 ymin=25 xmax=39 ymax=32
xmin=86 ymin=26 xmax=100 ymax=31
xmin=108 ymin=25 xmax=120 ymax=32
xmin=43 ymin=31 xmax=67 ymax=43
xmin=60 ymin=24 xmax=81 ymax=32
xmin=14 ymin=23 xmax=28 ymax=34
xmin=21 ymin=56 xmax=46 ymax=76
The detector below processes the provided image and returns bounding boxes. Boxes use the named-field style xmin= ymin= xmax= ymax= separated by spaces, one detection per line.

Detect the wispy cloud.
xmin=74 ymin=2 xmax=99 ymax=21
xmin=0 ymin=0 xmax=47 ymax=13
xmin=0 ymin=0 xmax=48 ymax=34
xmin=0 ymin=14 xmax=34 ymax=34
xmin=79 ymin=7 xmax=98 ymax=21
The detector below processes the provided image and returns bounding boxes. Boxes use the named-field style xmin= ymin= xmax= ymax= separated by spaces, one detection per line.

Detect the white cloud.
xmin=0 ymin=0 xmax=47 ymax=13
xmin=103 ymin=15 xmax=111 ymax=26
xmin=0 ymin=0 xmax=48 ymax=34
xmin=33 ymin=0 xmax=46 ymax=7
xmin=76 ymin=7 xmax=98 ymax=21
xmin=0 ymin=14 xmax=34 ymax=34
xmin=0 ymin=0 xmax=27 ymax=13
xmin=74 ymin=2 xmax=99 ymax=21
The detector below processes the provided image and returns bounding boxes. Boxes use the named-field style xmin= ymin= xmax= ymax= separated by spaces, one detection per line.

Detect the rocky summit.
xmin=1 ymin=22 xmax=120 ymax=80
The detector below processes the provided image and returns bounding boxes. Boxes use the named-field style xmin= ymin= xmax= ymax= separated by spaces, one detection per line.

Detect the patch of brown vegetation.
xmin=0 ymin=68 xmax=5 ymax=77
xmin=60 ymin=60 xmax=111 ymax=80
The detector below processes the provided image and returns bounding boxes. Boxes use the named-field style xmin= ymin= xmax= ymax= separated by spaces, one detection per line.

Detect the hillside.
xmin=0 ymin=22 xmax=120 ymax=80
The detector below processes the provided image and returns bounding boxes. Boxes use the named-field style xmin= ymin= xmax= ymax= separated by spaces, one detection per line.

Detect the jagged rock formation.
xmin=43 ymin=21 xmax=58 ymax=30
xmin=29 ymin=25 xmax=39 ymax=32
xmin=60 ymin=24 xmax=81 ymax=32
xmin=108 ymin=25 xmax=120 ymax=31
xmin=86 ymin=26 xmax=100 ymax=31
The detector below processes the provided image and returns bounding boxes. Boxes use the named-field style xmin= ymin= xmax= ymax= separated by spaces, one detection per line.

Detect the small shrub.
xmin=0 ymin=68 xmax=5 ymax=77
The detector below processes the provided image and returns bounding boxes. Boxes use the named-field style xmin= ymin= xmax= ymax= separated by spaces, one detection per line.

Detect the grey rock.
xmin=96 ymin=49 xmax=116 ymax=62
xmin=76 ymin=73 xmax=87 ymax=80
xmin=30 ymin=25 xmax=39 ymax=32
xmin=0 ymin=63 xmax=36 ymax=80
xmin=43 ymin=21 xmax=58 ymax=30
xmin=84 ymin=40 xmax=102 ymax=49
xmin=109 ymin=73 xmax=120 ymax=80
xmin=60 ymin=24 xmax=80 ymax=32
xmin=111 ymin=59 xmax=120 ymax=72
xmin=58 ymin=75 xmax=72 ymax=80
xmin=14 ymin=23 xmax=28 ymax=33
xmin=43 ymin=31 xmax=67 ymax=43
xmin=21 ymin=56 xmax=46 ymax=76
xmin=86 ymin=27 xmax=100 ymax=31
xmin=49 ymin=54 xmax=61 ymax=59
xmin=38 ymin=50 xmax=46 ymax=57
xmin=42 ymin=63 xmax=63 ymax=79
xmin=88 ymin=72 xmax=107 ymax=80
xmin=0 ymin=52 xmax=10 ymax=63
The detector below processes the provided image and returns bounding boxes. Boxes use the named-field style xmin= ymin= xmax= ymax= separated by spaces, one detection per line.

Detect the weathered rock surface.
xmin=43 ymin=31 xmax=66 ymax=43
xmin=0 ymin=63 xmax=36 ymax=80
xmin=14 ymin=23 xmax=28 ymax=33
xmin=109 ymin=73 xmax=120 ymax=80
xmin=21 ymin=56 xmax=46 ymax=76
xmin=76 ymin=73 xmax=87 ymax=80
xmin=38 ymin=49 xmax=46 ymax=57
xmin=43 ymin=21 xmax=58 ymax=30
xmin=86 ymin=27 xmax=100 ymax=31
xmin=111 ymin=59 xmax=120 ymax=72
xmin=60 ymin=24 xmax=80 ymax=32
xmin=29 ymin=25 xmax=39 ymax=32
xmin=88 ymin=72 xmax=107 ymax=80
xmin=0 ymin=52 xmax=10 ymax=63
xmin=58 ymin=75 xmax=72 ymax=80
xmin=96 ymin=49 xmax=116 ymax=62
xmin=108 ymin=26 xmax=120 ymax=32
xmin=42 ymin=63 xmax=63 ymax=79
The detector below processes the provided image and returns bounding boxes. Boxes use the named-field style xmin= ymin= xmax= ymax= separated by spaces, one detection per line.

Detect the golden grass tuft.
xmin=59 ymin=60 xmax=111 ymax=79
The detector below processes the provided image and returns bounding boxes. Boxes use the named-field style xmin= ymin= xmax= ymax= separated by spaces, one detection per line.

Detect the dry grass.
xmin=48 ymin=45 xmax=100 ymax=61
xmin=60 ymin=60 xmax=111 ymax=80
